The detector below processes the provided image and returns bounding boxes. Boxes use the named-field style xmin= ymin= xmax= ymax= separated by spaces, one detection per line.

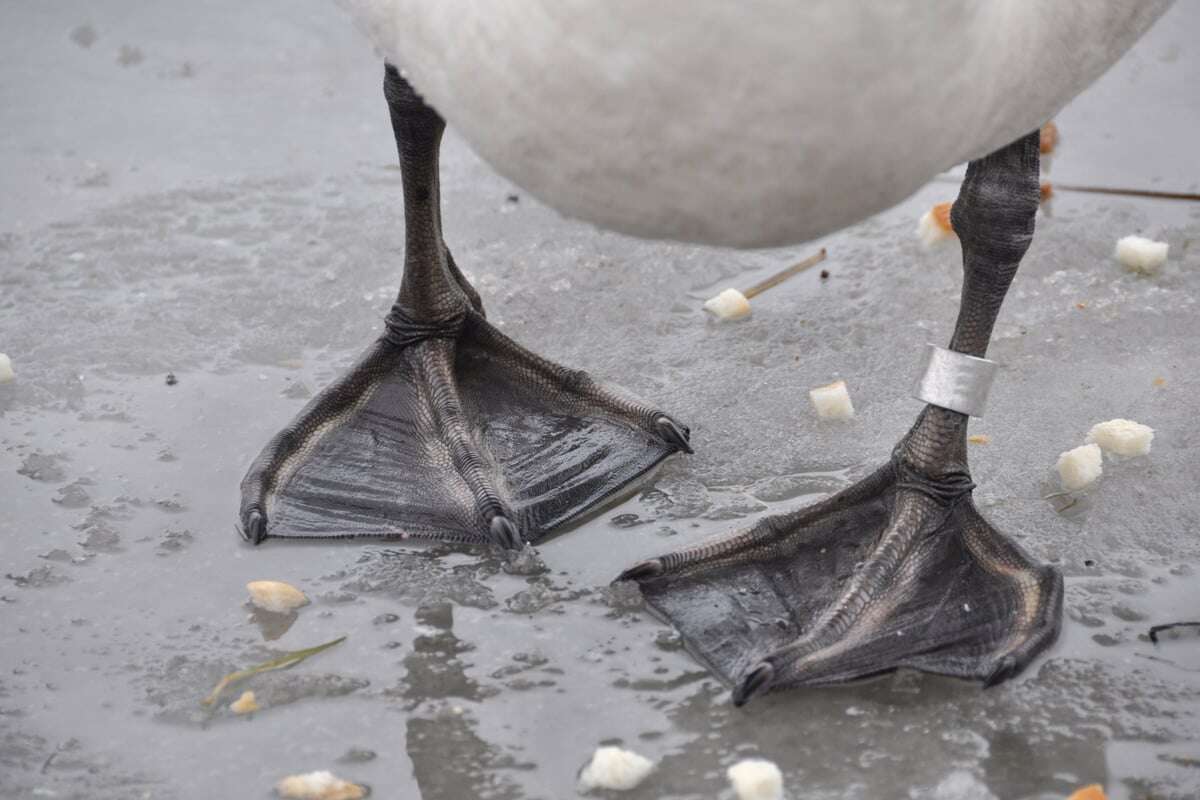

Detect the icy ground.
xmin=2 ymin=2 xmax=1199 ymax=799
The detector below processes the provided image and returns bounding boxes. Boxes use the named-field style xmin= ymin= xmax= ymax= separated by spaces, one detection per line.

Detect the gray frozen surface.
xmin=2 ymin=2 xmax=1199 ymax=799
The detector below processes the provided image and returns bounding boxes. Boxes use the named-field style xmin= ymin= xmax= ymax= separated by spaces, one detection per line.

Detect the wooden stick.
xmin=1049 ymin=183 xmax=1200 ymax=202
xmin=742 ymin=248 xmax=827 ymax=300
xmin=934 ymin=174 xmax=1200 ymax=203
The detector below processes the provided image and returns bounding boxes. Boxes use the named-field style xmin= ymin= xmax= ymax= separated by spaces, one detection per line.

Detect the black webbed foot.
xmin=238 ymin=65 xmax=689 ymax=549
xmin=619 ymin=459 xmax=1062 ymax=704
xmin=239 ymin=308 xmax=689 ymax=548
xmin=620 ymin=131 xmax=1061 ymax=704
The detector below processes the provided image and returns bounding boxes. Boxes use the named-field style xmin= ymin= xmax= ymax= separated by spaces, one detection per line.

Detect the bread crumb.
xmin=809 ymin=380 xmax=855 ymax=420
xmin=727 ymin=758 xmax=783 ymax=800
xmin=1040 ymin=182 xmax=1054 ymax=202
xmin=0 ymin=353 xmax=13 ymax=383
xmin=1115 ymin=235 xmax=1168 ymax=275
xmin=247 ymin=581 xmax=309 ymax=614
xmin=930 ymin=201 xmax=952 ymax=231
xmin=276 ymin=771 xmax=365 ymax=800
xmin=1086 ymin=418 xmax=1154 ymax=457
xmin=230 ymin=690 xmax=260 ymax=714
xmin=703 ymin=288 xmax=752 ymax=321
xmin=1066 ymin=785 xmax=1106 ymax=800
xmin=968 ymin=434 xmax=990 ymax=445
xmin=1074 ymin=302 xmax=1087 ymax=310
xmin=1040 ymin=121 xmax=1059 ymax=154
xmin=1153 ymin=377 xmax=1166 ymax=388
xmin=578 ymin=746 xmax=655 ymax=792
xmin=1056 ymin=443 xmax=1102 ymax=491
xmin=917 ymin=202 xmax=955 ymax=247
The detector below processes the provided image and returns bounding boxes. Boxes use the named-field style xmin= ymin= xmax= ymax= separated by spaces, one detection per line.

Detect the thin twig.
xmin=933 ymin=174 xmax=1200 ymax=203
xmin=742 ymin=248 xmax=827 ymax=299
xmin=1051 ymin=183 xmax=1200 ymax=202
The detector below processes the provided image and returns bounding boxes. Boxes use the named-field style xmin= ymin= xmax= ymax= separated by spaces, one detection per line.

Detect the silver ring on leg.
xmin=911 ymin=344 xmax=999 ymax=418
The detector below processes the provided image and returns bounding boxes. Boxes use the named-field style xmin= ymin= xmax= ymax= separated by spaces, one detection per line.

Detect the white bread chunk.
xmin=1115 ymin=235 xmax=1168 ymax=274
xmin=1086 ymin=418 xmax=1154 ymax=457
xmin=1056 ymin=443 xmax=1103 ymax=491
xmin=809 ymin=379 xmax=855 ymax=420
xmin=578 ymin=746 xmax=655 ymax=792
xmin=703 ymin=288 xmax=752 ymax=320
xmin=727 ymin=758 xmax=784 ymax=800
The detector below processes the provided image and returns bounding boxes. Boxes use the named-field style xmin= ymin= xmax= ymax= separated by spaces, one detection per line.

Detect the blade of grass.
xmin=201 ymin=635 xmax=347 ymax=706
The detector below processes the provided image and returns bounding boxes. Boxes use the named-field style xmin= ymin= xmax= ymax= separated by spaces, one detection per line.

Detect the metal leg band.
xmin=912 ymin=344 xmax=999 ymax=418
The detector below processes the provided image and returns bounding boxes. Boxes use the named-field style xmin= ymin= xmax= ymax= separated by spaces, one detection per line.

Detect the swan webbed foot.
xmin=622 ymin=456 xmax=1061 ymax=704
xmin=238 ymin=65 xmax=690 ymax=549
xmin=239 ymin=311 xmax=690 ymax=548
xmin=623 ymin=130 xmax=1057 ymax=704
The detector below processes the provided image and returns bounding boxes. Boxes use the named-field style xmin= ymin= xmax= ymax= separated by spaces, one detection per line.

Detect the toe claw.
xmin=983 ymin=655 xmax=1017 ymax=688
xmin=490 ymin=515 xmax=523 ymax=551
xmin=241 ymin=507 xmax=267 ymax=545
xmin=616 ymin=559 xmax=664 ymax=583
xmin=733 ymin=662 xmax=775 ymax=706
xmin=654 ymin=415 xmax=693 ymax=454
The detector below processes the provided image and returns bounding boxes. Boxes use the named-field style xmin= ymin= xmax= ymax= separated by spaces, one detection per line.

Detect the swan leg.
xmin=619 ymin=131 xmax=1062 ymax=703
xmin=238 ymin=66 xmax=690 ymax=548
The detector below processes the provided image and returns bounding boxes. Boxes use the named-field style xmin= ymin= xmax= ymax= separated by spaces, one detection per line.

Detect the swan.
xmin=342 ymin=0 xmax=1166 ymax=246
xmin=240 ymin=0 xmax=1172 ymax=704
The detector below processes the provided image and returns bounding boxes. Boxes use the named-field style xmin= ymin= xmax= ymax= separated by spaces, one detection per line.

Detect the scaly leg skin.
xmin=239 ymin=66 xmax=691 ymax=549
xmin=618 ymin=132 xmax=1062 ymax=704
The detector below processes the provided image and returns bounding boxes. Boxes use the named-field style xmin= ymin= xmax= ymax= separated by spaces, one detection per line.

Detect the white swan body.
xmin=343 ymin=1 xmax=1169 ymax=247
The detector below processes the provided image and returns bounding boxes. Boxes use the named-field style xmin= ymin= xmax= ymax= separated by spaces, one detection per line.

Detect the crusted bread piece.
xmin=247 ymin=581 xmax=309 ymax=614
xmin=230 ymin=690 xmax=260 ymax=714
xmin=809 ymin=380 xmax=855 ymax=420
xmin=276 ymin=771 xmax=365 ymax=800
xmin=917 ymin=201 xmax=955 ymax=247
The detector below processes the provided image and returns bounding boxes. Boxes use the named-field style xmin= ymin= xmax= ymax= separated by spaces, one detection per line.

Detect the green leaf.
xmin=201 ymin=635 xmax=347 ymax=707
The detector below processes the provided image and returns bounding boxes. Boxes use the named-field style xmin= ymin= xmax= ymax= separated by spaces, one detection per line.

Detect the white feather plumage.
xmin=341 ymin=1 xmax=1169 ymax=247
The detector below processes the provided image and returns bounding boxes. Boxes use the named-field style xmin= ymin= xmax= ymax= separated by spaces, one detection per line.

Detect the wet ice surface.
xmin=2 ymin=2 xmax=1199 ymax=799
